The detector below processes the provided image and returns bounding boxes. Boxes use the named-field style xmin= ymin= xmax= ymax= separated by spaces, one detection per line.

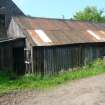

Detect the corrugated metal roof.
xmin=13 ymin=16 xmax=105 ymax=46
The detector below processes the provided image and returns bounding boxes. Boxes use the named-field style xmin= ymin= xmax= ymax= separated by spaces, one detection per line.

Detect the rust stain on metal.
xmin=14 ymin=16 xmax=105 ymax=46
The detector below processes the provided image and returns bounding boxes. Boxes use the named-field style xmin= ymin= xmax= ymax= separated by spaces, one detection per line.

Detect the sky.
xmin=12 ymin=0 xmax=105 ymax=19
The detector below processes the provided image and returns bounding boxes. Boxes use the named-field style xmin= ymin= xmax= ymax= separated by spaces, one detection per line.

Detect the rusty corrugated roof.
xmin=13 ymin=16 xmax=105 ymax=46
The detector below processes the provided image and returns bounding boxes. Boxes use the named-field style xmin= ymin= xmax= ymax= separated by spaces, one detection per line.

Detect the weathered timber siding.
xmin=8 ymin=18 xmax=25 ymax=38
xmin=32 ymin=43 xmax=105 ymax=76
xmin=0 ymin=38 xmax=25 ymax=74
xmin=0 ymin=46 xmax=13 ymax=70
xmin=33 ymin=47 xmax=44 ymax=75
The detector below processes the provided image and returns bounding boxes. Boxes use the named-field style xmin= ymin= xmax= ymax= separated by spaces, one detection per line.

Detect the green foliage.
xmin=73 ymin=6 xmax=105 ymax=22
xmin=0 ymin=59 xmax=105 ymax=94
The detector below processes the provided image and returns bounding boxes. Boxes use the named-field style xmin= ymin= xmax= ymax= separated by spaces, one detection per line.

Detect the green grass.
xmin=0 ymin=59 xmax=105 ymax=94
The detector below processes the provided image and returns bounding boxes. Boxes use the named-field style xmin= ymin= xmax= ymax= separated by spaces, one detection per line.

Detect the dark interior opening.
xmin=13 ymin=47 xmax=25 ymax=75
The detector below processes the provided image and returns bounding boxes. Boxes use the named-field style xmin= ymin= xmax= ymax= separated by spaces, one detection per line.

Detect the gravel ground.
xmin=0 ymin=74 xmax=105 ymax=105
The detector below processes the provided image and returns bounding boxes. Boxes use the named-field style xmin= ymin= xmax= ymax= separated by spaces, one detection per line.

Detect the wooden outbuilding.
xmin=1 ymin=0 xmax=105 ymax=75
xmin=0 ymin=0 xmax=25 ymax=74
xmin=12 ymin=16 xmax=105 ymax=75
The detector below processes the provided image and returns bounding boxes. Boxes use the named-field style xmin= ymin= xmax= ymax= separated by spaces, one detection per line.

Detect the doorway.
xmin=13 ymin=47 xmax=25 ymax=75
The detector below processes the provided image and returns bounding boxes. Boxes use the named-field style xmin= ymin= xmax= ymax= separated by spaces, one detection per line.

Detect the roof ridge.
xmin=24 ymin=16 xmax=70 ymax=21
xmin=13 ymin=16 xmax=105 ymax=23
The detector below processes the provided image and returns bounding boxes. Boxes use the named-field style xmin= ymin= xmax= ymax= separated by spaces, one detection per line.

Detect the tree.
xmin=73 ymin=6 xmax=105 ymax=22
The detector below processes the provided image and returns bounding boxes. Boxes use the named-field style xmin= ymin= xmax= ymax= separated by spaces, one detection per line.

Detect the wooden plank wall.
xmin=33 ymin=47 xmax=44 ymax=75
xmin=0 ymin=38 xmax=25 ymax=72
xmin=32 ymin=43 xmax=105 ymax=76
xmin=0 ymin=47 xmax=13 ymax=70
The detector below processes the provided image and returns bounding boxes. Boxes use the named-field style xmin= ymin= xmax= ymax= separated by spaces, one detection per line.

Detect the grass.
xmin=0 ymin=59 xmax=105 ymax=94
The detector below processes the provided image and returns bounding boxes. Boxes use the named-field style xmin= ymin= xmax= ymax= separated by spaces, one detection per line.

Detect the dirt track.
xmin=1 ymin=74 xmax=105 ymax=105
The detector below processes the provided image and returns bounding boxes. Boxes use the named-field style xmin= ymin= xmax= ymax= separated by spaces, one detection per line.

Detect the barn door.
xmin=13 ymin=47 xmax=25 ymax=75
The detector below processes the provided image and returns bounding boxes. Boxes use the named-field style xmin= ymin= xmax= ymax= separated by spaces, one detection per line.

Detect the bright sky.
xmin=12 ymin=0 xmax=105 ymax=19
